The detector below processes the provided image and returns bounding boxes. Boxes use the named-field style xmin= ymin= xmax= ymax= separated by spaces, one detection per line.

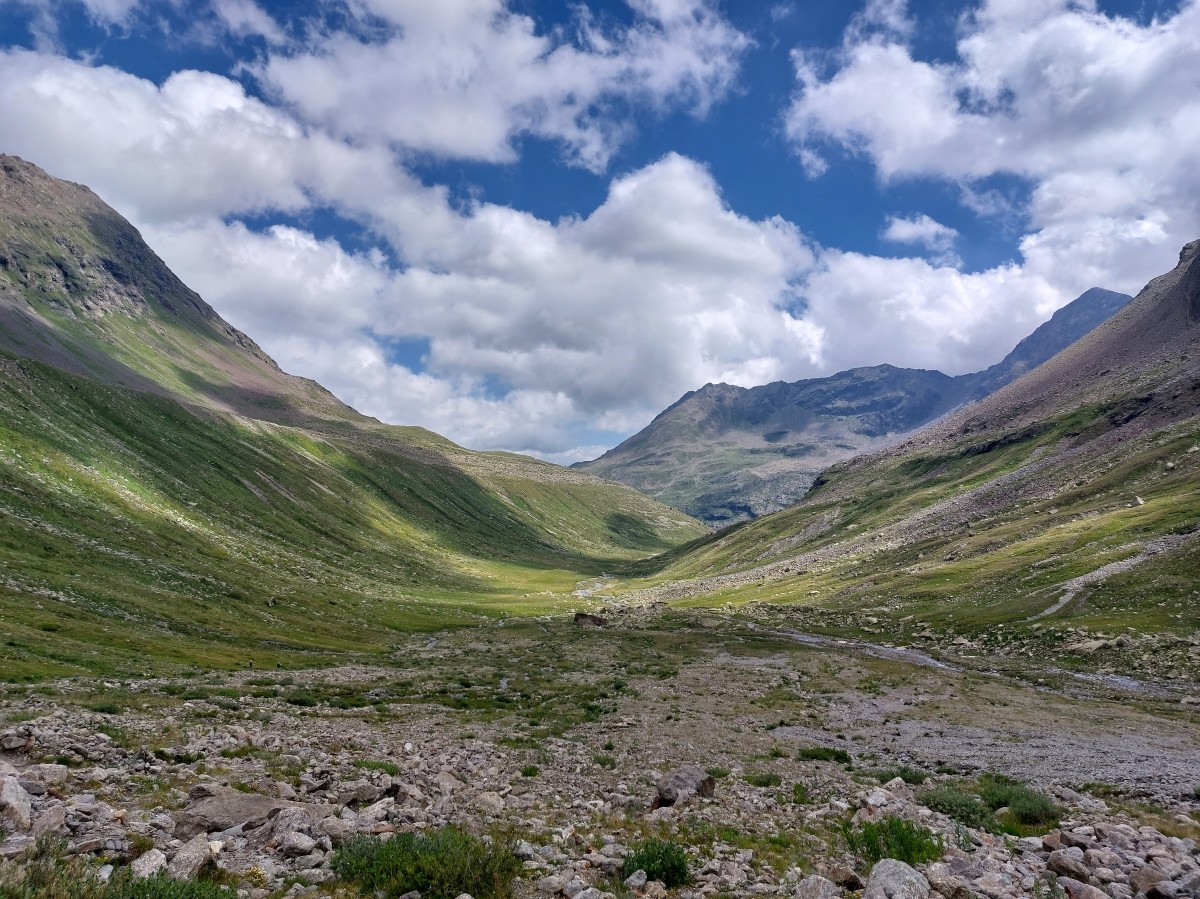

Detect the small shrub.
xmin=921 ymin=785 xmax=994 ymax=830
xmin=705 ymin=767 xmax=730 ymax=779
xmin=593 ymin=754 xmax=616 ymax=770
xmin=874 ymin=765 xmax=929 ymax=785
xmin=978 ymin=774 xmax=1058 ymax=826
xmin=842 ymin=816 xmax=944 ymax=866
xmin=791 ymin=783 xmax=812 ymax=804
xmin=520 ymin=765 xmax=539 ymax=778
xmin=744 ymin=772 xmax=782 ymax=788
xmin=622 ymin=839 xmax=690 ymax=888
xmin=330 ymin=827 xmax=521 ymax=899
xmin=284 ymin=690 xmax=318 ymax=707
xmin=798 ymin=746 xmax=851 ymax=765
xmin=85 ymin=702 xmax=123 ymax=716
xmin=352 ymin=759 xmax=400 ymax=777
xmin=768 ymin=745 xmax=787 ymax=759
xmin=603 ymin=741 xmax=615 ymax=751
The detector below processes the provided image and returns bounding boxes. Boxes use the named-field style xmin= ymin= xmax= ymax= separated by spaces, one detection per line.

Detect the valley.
xmin=0 ymin=157 xmax=1197 ymax=899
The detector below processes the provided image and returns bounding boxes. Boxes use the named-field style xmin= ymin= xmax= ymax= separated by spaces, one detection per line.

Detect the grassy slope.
xmin=0 ymin=351 xmax=703 ymax=681
xmin=620 ymin=396 xmax=1200 ymax=642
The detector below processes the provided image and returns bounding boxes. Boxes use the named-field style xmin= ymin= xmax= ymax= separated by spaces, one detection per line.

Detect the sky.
xmin=0 ymin=0 xmax=1197 ymax=463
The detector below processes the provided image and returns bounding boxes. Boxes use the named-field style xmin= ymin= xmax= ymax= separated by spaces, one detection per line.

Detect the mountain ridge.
xmin=576 ymin=285 xmax=1132 ymax=523
xmin=0 ymin=155 xmax=706 ymax=679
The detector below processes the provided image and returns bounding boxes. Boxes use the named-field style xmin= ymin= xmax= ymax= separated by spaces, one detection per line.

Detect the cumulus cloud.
xmin=882 ymin=213 xmax=961 ymax=266
xmin=259 ymin=0 xmax=750 ymax=171
xmin=145 ymin=155 xmax=823 ymax=454
xmin=786 ymin=0 xmax=1200 ymax=295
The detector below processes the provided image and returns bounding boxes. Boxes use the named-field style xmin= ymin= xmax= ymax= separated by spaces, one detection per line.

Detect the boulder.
xmin=574 ymin=612 xmax=608 ymax=627
xmin=651 ymin=765 xmax=716 ymax=809
xmin=625 ymin=870 xmax=648 ymax=890
xmin=131 ymin=849 xmax=168 ymax=879
xmin=1055 ymin=877 xmax=1109 ymax=899
xmin=167 ymin=834 xmax=217 ymax=879
xmin=173 ymin=788 xmax=301 ymax=839
xmin=1048 ymin=848 xmax=1090 ymax=881
xmin=795 ymin=874 xmax=841 ymax=899
xmin=862 ymin=859 xmax=930 ymax=899
xmin=0 ymin=777 xmax=32 ymax=832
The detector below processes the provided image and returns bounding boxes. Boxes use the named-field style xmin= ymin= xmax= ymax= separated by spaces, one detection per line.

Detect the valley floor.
xmin=1 ymin=610 xmax=1197 ymax=898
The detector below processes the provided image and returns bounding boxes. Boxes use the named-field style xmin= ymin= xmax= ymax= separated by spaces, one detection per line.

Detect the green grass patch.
xmin=921 ymin=784 xmax=995 ymax=830
xmin=872 ymin=766 xmax=929 ymax=785
xmin=330 ymin=828 xmax=521 ymax=899
xmin=622 ymin=839 xmax=690 ymax=888
xmin=352 ymin=759 xmax=400 ymax=777
xmin=520 ymin=765 xmax=539 ymax=778
xmin=842 ymin=816 xmax=944 ymax=866
xmin=798 ymin=746 xmax=851 ymax=765
xmin=744 ymin=772 xmax=782 ymax=788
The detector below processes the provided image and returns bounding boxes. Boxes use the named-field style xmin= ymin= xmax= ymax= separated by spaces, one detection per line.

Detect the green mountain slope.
xmin=0 ymin=156 xmax=705 ymax=680
xmin=577 ymin=287 xmax=1131 ymax=524
xmin=619 ymin=242 xmax=1200 ymax=666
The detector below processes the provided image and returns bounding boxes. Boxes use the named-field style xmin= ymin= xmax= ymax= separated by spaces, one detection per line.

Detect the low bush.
xmin=873 ymin=766 xmax=929 ymax=785
xmin=622 ymin=839 xmax=690 ymax=888
xmin=798 ymin=746 xmax=851 ymax=765
xmin=842 ymin=816 xmax=944 ymax=866
xmin=330 ymin=827 xmax=521 ymax=899
xmin=705 ymin=767 xmax=730 ymax=779
xmin=921 ymin=785 xmax=995 ymax=830
xmin=1193 ymin=784 xmax=1200 ymax=800
xmin=744 ymin=772 xmax=782 ymax=788
xmin=978 ymin=774 xmax=1058 ymax=827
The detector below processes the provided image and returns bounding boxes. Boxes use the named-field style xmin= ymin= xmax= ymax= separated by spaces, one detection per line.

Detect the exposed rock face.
xmin=863 ymin=859 xmax=931 ymax=899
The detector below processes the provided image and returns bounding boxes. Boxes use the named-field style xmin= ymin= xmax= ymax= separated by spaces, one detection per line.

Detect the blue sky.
xmin=1 ymin=0 xmax=1198 ymax=460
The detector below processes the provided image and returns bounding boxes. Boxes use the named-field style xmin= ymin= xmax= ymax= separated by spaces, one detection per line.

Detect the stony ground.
xmin=0 ymin=609 xmax=1197 ymax=899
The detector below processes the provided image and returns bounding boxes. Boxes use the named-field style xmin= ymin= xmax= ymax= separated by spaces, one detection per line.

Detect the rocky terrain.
xmin=1 ymin=612 xmax=1197 ymax=899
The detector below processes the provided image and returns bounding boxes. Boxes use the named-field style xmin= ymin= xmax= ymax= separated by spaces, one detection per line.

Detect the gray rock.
xmin=565 ymin=876 xmax=591 ymax=898
xmin=862 ymin=859 xmax=930 ymax=899
xmin=174 ymin=788 xmax=300 ymax=839
xmin=795 ymin=874 xmax=841 ymax=899
xmin=131 ymin=849 xmax=168 ymax=879
xmin=537 ymin=875 xmax=566 ymax=894
xmin=1056 ymin=877 xmax=1109 ymax=899
xmin=625 ymin=870 xmax=649 ymax=890
xmin=1048 ymin=848 xmax=1090 ymax=881
xmin=652 ymin=765 xmax=716 ymax=809
xmin=282 ymin=831 xmax=317 ymax=857
xmin=168 ymin=834 xmax=216 ymax=879
xmin=0 ymin=777 xmax=32 ymax=832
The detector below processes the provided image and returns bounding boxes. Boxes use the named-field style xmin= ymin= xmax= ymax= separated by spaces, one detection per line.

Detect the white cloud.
xmin=259 ymin=0 xmax=750 ymax=171
xmin=882 ymin=213 xmax=961 ymax=266
xmin=210 ymin=0 xmax=285 ymax=43
xmin=785 ymin=0 xmax=1200 ymax=295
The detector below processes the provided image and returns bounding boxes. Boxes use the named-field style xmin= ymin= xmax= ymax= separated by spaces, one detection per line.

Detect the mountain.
xmin=624 ymin=241 xmax=1200 ymax=662
xmin=577 ymin=286 xmax=1131 ymax=524
xmin=965 ymin=287 xmax=1132 ymax=399
xmin=0 ymin=155 xmax=705 ymax=680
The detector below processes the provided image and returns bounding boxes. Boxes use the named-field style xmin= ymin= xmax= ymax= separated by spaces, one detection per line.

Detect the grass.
xmin=798 ymin=746 xmax=851 ymax=765
xmin=977 ymin=774 xmax=1058 ymax=829
xmin=921 ymin=784 xmax=995 ymax=831
xmin=744 ymin=772 xmax=783 ymax=788
xmin=705 ymin=767 xmax=730 ymax=779
xmin=520 ymin=765 xmax=539 ymax=778
xmin=622 ymin=839 xmax=690 ymax=888
xmin=0 ymin=349 xmax=704 ymax=681
xmin=352 ymin=759 xmax=400 ymax=777
xmin=873 ymin=766 xmax=929 ymax=785
xmin=330 ymin=828 xmax=521 ymax=899
xmin=0 ymin=837 xmax=228 ymax=898
xmin=842 ymin=816 xmax=944 ymax=867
